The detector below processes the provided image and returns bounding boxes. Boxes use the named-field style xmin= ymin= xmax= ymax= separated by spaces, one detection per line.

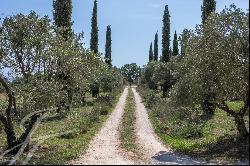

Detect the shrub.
xmin=96 ymin=94 xmax=115 ymax=107
xmin=145 ymin=92 xmax=204 ymax=139
xmin=87 ymin=107 xmax=100 ymax=124
xmin=59 ymin=132 xmax=78 ymax=139
xmin=94 ymin=103 xmax=109 ymax=116
xmin=100 ymin=105 xmax=109 ymax=115
xmin=181 ymin=124 xmax=203 ymax=139
xmin=0 ymin=121 xmax=3 ymax=133
xmin=144 ymin=90 xmax=161 ymax=108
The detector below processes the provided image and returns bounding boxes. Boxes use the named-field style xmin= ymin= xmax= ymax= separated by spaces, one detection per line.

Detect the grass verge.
xmin=137 ymin=87 xmax=249 ymax=164
xmin=0 ymin=90 xmax=123 ymax=165
xmin=119 ymin=88 xmax=137 ymax=153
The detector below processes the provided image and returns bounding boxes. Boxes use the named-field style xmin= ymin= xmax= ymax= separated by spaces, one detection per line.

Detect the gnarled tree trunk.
xmin=220 ymin=99 xmax=249 ymax=139
xmin=234 ymin=115 xmax=248 ymax=138
xmin=0 ymin=76 xmax=42 ymax=154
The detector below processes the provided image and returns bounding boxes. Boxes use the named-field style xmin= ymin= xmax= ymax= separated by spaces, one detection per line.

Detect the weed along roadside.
xmin=119 ymin=87 xmax=145 ymax=163
xmin=0 ymin=88 xmax=124 ymax=165
xmin=69 ymin=87 xmax=136 ymax=165
xmin=136 ymin=86 xmax=249 ymax=165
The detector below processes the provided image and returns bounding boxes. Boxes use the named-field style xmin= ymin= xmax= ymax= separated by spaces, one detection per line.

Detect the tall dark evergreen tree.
xmin=201 ymin=0 xmax=216 ymax=24
xmin=53 ymin=0 xmax=73 ymax=111
xmin=162 ymin=5 xmax=171 ymax=63
xmin=53 ymin=0 xmax=73 ymax=40
xmin=149 ymin=42 xmax=153 ymax=62
xmin=169 ymin=47 xmax=173 ymax=58
xmin=180 ymin=29 xmax=189 ymax=57
xmin=172 ymin=31 xmax=179 ymax=56
xmin=201 ymin=0 xmax=217 ymax=117
xmin=105 ymin=25 xmax=112 ymax=67
xmin=159 ymin=55 xmax=163 ymax=62
xmin=154 ymin=31 xmax=158 ymax=61
xmin=90 ymin=0 xmax=99 ymax=54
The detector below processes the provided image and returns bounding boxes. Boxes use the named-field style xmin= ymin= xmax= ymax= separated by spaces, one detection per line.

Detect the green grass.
xmin=149 ymin=108 xmax=248 ymax=162
xmin=0 ymin=91 xmax=122 ymax=165
xmin=138 ymin=87 xmax=249 ymax=163
xmin=149 ymin=109 xmax=244 ymax=152
xmin=227 ymin=101 xmax=245 ymax=113
xmin=119 ymin=88 xmax=137 ymax=153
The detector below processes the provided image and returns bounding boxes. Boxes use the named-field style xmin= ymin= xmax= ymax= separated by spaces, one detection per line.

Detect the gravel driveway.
xmin=132 ymin=87 xmax=209 ymax=165
xmin=69 ymin=87 xmax=136 ymax=165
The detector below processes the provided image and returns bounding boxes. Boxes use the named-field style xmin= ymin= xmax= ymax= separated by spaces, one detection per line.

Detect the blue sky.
xmin=0 ymin=0 xmax=249 ymax=68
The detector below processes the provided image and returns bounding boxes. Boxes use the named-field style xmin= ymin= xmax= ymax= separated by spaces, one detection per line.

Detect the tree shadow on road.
xmin=152 ymin=151 xmax=208 ymax=165
xmin=152 ymin=135 xmax=249 ymax=165
xmin=189 ymin=135 xmax=249 ymax=164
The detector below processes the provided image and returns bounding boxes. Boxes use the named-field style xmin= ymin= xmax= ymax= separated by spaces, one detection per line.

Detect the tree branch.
xmin=219 ymin=101 xmax=238 ymax=117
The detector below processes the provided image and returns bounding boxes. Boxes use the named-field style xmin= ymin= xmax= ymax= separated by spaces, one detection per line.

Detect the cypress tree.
xmin=201 ymin=0 xmax=217 ymax=117
xmin=90 ymin=0 xmax=99 ymax=54
xmin=53 ymin=0 xmax=73 ymax=40
xmin=159 ymin=55 xmax=162 ymax=62
xmin=180 ymin=29 xmax=189 ymax=57
xmin=201 ymin=0 xmax=216 ymax=24
xmin=172 ymin=31 xmax=179 ymax=56
xmin=149 ymin=42 xmax=153 ymax=62
xmin=105 ymin=25 xmax=112 ymax=67
xmin=53 ymin=0 xmax=73 ymax=111
xmin=169 ymin=47 xmax=173 ymax=58
xmin=154 ymin=31 xmax=158 ymax=61
xmin=162 ymin=5 xmax=171 ymax=63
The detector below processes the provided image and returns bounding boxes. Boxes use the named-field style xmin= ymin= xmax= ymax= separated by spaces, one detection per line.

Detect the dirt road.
xmin=69 ymin=87 xmax=136 ymax=165
xmin=132 ymin=87 xmax=209 ymax=165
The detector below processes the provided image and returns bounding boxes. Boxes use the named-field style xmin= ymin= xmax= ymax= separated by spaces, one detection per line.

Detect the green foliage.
xmin=143 ymin=90 xmax=161 ymax=108
xmin=172 ymin=31 xmax=179 ymax=56
xmin=149 ymin=42 xmax=153 ymax=62
xmin=121 ymin=63 xmax=141 ymax=84
xmin=139 ymin=4 xmax=249 ymax=151
xmin=0 ymin=10 xmax=124 ymax=160
xmin=105 ymin=25 xmax=112 ymax=67
xmin=201 ymin=0 xmax=216 ymax=25
xmin=0 ymin=11 xmax=51 ymax=81
xmin=138 ymin=86 xmax=203 ymax=139
xmin=96 ymin=93 xmax=115 ymax=107
xmin=139 ymin=86 xmax=249 ymax=161
xmin=90 ymin=0 xmax=99 ymax=54
xmin=140 ymin=61 xmax=179 ymax=91
xmin=180 ymin=29 xmax=190 ymax=57
xmin=140 ymin=5 xmax=249 ymax=141
xmin=88 ymin=107 xmax=101 ymax=124
xmin=120 ymin=88 xmax=138 ymax=153
xmin=170 ymin=5 xmax=249 ymax=109
xmin=154 ymin=32 xmax=158 ymax=61
xmin=99 ymin=68 xmax=123 ymax=93
xmin=170 ymin=6 xmax=249 ymax=138
xmin=162 ymin=5 xmax=171 ymax=63
xmin=140 ymin=62 xmax=157 ymax=89
xmin=53 ymin=0 xmax=73 ymax=40
xmin=0 ymin=121 xmax=3 ymax=131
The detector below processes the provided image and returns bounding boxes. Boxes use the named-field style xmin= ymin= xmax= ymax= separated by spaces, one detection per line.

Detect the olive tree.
xmin=0 ymin=11 xmax=105 ymax=154
xmin=121 ymin=63 xmax=141 ymax=85
xmin=170 ymin=5 xmax=249 ymax=138
xmin=0 ymin=11 xmax=52 ymax=82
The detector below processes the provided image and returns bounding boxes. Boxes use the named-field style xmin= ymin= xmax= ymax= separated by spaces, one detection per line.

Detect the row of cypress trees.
xmin=53 ymin=0 xmax=112 ymax=67
xmin=148 ymin=32 xmax=159 ymax=62
xmin=148 ymin=4 xmax=178 ymax=63
xmin=149 ymin=0 xmax=216 ymax=63
xmin=90 ymin=0 xmax=112 ymax=67
xmin=148 ymin=4 xmax=170 ymax=63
